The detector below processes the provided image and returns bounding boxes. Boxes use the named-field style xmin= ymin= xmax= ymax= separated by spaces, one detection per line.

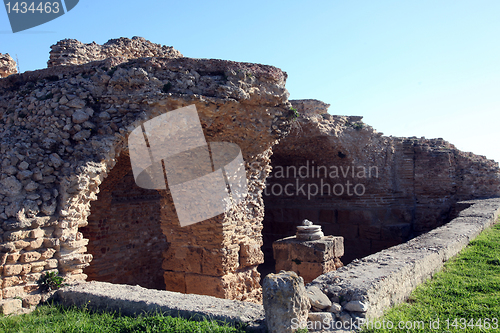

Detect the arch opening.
xmin=81 ymin=153 xmax=168 ymax=290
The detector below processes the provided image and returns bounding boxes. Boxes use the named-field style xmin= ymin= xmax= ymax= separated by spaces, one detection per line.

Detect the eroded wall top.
xmin=47 ymin=36 xmax=183 ymax=68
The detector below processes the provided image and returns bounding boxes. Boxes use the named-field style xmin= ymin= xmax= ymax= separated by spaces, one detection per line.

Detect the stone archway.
xmin=0 ymin=50 xmax=293 ymax=308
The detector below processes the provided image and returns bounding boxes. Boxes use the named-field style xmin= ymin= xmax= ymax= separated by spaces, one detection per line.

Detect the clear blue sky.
xmin=1 ymin=0 xmax=499 ymax=163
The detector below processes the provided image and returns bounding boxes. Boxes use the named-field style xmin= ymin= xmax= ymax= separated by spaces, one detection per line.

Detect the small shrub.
xmin=352 ymin=122 xmax=364 ymax=130
xmin=346 ymin=121 xmax=364 ymax=130
xmin=288 ymin=107 xmax=300 ymax=120
xmin=38 ymin=272 xmax=66 ymax=291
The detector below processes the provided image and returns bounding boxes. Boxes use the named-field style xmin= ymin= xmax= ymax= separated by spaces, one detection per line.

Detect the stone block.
xmin=2 ymin=242 xmax=17 ymax=253
xmin=202 ymin=247 xmax=238 ymax=276
xmin=290 ymin=260 xmax=336 ymax=284
xmin=305 ymin=285 xmax=331 ymax=309
xmin=45 ymin=259 xmax=58 ymax=269
xmin=23 ymin=273 xmax=42 ymax=284
xmin=162 ymin=247 xmax=203 ymax=275
xmin=344 ymin=300 xmax=368 ymax=312
xmin=20 ymin=252 xmax=42 ymax=263
xmin=163 ymin=271 xmax=186 ymax=293
xmin=23 ymin=294 xmax=42 ymax=308
xmin=272 ymin=242 xmax=290 ymax=262
xmin=23 ymin=284 xmax=39 ymax=294
xmin=3 ymin=286 xmax=25 ymax=298
xmin=26 ymin=238 xmax=44 ymax=251
xmin=43 ymin=238 xmax=60 ymax=248
xmin=14 ymin=240 xmax=30 ymax=250
xmin=60 ymin=239 xmax=89 ymax=250
xmin=3 ymin=264 xmax=23 ymax=276
xmin=262 ymin=271 xmax=310 ymax=333
xmin=3 ymin=276 xmax=22 ymax=288
xmin=6 ymin=253 xmax=21 ymax=263
xmin=30 ymin=228 xmax=44 ymax=239
xmin=0 ymin=253 xmax=8 ymax=265
xmin=4 ymin=230 xmax=29 ymax=242
xmin=308 ymin=312 xmax=334 ymax=330
xmin=273 ymin=236 xmax=343 ymax=283
xmin=185 ymin=274 xmax=225 ymax=299
xmin=30 ymin=261 xmax=47 ymax=273
xmin=328 ymin=302 xmax=342 ymax=313
xmin=20 ymin=264 xmax=32 ymax=275
xmin=40 ymin=248 xmax=56 ymax=260
xmin=0 ymin=299 xmax=22 ymax=315
xmin=273 ymin=235 xmax=344 ymax=263
xmin=239 ymin=243 xmax=264 ymax=268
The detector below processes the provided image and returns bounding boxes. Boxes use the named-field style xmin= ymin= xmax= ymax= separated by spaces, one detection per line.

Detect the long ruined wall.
xmin=0 ymin=38 xmax=292 ymax=310
xmin=263 ymin=100 xmax=500 ymax=264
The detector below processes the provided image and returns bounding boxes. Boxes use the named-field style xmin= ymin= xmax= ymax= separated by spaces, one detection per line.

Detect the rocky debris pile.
xmin=262 ymin=270 xmax=367 ymax=332
xmin=305 ymin=284 xmax=368 ymax=331
xmin=47 ymin=36 xmax=183 ymax=68
xmin=0 ymin=53 xmax=17 ymax=78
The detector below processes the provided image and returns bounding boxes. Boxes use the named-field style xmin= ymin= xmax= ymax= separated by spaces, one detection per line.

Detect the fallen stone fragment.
xmin=305 ymin=285 xmax=332 ymax=310
xmin=263 ymin=271 xmax=310 ymax=333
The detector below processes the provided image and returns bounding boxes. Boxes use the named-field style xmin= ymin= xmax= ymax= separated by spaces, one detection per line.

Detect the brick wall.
xmin=81 ymin=154 xmax=167 ymax=289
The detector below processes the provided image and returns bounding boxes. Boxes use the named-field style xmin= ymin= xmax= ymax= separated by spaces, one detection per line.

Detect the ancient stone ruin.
xmin=0 ymin=37 xmax=499 ymax=314
xmin=262 ymin=99 xmax=500 ymax=265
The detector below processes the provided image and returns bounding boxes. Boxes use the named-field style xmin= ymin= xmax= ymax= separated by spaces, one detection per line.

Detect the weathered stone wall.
xmin=263 ymin=100 xmax=500 ymax=264
xmin=0 ymin=37 xmax=292 ymax=310
xmin=47 ymin=36 xmax=182 ymax=68
xmin=0 ymin=54 xmax=17 ymax=78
